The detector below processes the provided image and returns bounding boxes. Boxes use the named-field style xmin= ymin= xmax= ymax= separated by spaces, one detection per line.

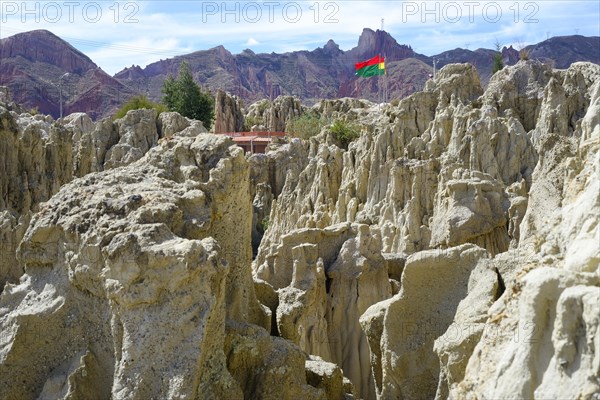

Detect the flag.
xmin=355 ymin=55 xmax=385 ymax=77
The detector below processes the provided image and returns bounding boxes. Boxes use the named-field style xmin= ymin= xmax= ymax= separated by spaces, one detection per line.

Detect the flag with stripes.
xmin=355 ymin=55 xmax=385 ymax=77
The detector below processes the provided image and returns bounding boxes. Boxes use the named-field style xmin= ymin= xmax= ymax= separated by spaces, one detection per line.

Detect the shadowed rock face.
xmin=1 ymin=60 xmax=599 ymax=400
xmin=214 ymin=90 xmax=245 ymax=133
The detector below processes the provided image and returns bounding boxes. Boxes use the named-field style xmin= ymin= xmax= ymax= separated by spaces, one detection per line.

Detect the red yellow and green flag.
xmin=355 ymin=55 xmax=385 ymax=77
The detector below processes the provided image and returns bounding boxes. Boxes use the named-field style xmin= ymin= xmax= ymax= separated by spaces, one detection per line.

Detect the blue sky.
xmin=1 ymin=1 xmax=599 ymax=74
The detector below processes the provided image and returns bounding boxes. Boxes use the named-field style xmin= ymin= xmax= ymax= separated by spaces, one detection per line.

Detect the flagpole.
xmin=378 ymin=54 xmax=381 ymax=110
xmin=384 ymin=53 xmax=387 ymax=103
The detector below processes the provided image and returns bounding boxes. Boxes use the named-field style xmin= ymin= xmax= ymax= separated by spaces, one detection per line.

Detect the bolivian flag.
xmin=355 ymin=55 xmax=385 ymax=77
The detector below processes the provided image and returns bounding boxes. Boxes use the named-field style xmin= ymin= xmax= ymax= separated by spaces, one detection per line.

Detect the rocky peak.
xmin=212 ymin=44 xmax=233 ymax=59
xmin=323 ymin=39 xmax=342 ymax=55
xmin=352 ymin=28 xmax=414 ymax=61
xmin=0 ymin=30 xmax=134 ymax=118
xmin=502 ymin=45 xmax=520 ymax=64
xmin=527 ymin=35 xmax=600 ymax=68
xmin=0 ymin=29 xmax=96 ymax=74
xmin=114 ymin=65 xmax=147 ymax=80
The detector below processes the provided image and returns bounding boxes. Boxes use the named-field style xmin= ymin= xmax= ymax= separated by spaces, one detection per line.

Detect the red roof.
xmin=221 ymin=131 xmax=286 ymax=138
xmin=232 ymin=136 xmax=272 ymax=143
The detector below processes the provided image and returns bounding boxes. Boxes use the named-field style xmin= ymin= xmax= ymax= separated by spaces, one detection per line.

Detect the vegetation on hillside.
xmin=330 ymin=120 xmax=360 ymax=149
xmin=286 ymin=112 xmax=325 ymax=139
xmin=243 ymin=115 xmax=262 ymax=131
xmin=162 ymin=61 xmax=214 ymax=130
xmin=113 ymin=95 xmax=167 ymax=119
xmin=516 ymin=40 xmax=531 ymax=61
xmin=286 ymin=112 xmax=360 ymax=149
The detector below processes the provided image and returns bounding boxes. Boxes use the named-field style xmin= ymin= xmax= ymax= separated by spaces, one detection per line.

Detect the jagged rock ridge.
xmin=0 ymin=99 xmax=351 ymax=399
xmin=1 ymin=58 xmax=599 ymax=400
xmin=252 ymin=60 xmax=599 ymax=399
xmin=2 ymin=28 xmax=599 ymax=119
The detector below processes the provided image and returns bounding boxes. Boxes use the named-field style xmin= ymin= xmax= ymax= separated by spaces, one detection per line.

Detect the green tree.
xmin=113 ymin=95 xmax=167 ymax=120
xmin=162 ymin=61 xmax=214 ymax=130
xmin=492 ymin=40 xmax=504 ymax=74
xmin=161 ymin=75 xmax=177 ymax=110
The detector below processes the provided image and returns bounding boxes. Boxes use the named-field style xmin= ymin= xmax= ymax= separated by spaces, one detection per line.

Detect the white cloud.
xmin=246 ymin=38 xmax=259 ymax=46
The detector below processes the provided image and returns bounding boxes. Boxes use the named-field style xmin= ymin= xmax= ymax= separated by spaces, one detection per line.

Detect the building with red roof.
xmin=219 ymin=131 xmax=286 ymax=154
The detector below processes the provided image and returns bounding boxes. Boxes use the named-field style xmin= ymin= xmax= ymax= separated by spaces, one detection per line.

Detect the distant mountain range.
xmin=1 ymin=29 xmax=598 ymax=119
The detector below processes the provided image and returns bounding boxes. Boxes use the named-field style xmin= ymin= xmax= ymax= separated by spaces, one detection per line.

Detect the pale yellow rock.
xmin=1 ymin=59 xmax=599 ymax=400
xmin=225 ymin=322 xmax=326 ymax=400
xmin=262 ymin=223 xmax=390 ymax=399
xmin=453 ymin=267 xmax=599 ymax=399
xmin=429 ymin=169 xmax=509 ymax=255
xmin=277 ymin=244 xmax=331 ymax=359
xmin=449 ymin=62 xmax=600 ymax=400
xmin=0 ymin=106 xmax=207 ymax=289
xmin=0 ymin=134 xmax=266 ymax=399
xmin=433 ymin=259 xmax=500 ymax=400
xmin=104 ymin=108 xmax=159 ymax=169
xmin=362 ymin=244 xmax=488 ymax=400
xmin=305 ymin=355 xmax=349 ymax=400
xmin=245 ymin=95 xmax=305 ymax=132
xmin=325 ymin=226 xmax=391 ymax=399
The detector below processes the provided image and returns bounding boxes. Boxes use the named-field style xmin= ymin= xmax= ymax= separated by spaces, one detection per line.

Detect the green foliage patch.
xmin=114 ymin=95 xmax=167 ymax=120
xmin=286 ymin=112 xmax=324 ymax=139
xmin=330 ymin=120 xmax=360 ymax=149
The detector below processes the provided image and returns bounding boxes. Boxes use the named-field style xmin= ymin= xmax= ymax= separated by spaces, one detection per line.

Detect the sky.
xmin=1 ymin=0 xmax=599 ymax=75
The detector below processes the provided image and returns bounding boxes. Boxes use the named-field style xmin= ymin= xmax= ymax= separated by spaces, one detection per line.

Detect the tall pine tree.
xmin=162 ymin=61 xmax=214 ymax=130
xmin=492 ymin=40 xmax=504 ymax=75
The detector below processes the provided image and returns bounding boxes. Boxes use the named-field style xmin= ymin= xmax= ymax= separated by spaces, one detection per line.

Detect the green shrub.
xmin=257 ymin=99 xmax=270 ymax=114
xmin=260 ymin=217 xmax=269 ymax=232
xmin=330 ymin=120 xmax=360 ymax=149
xmin=243 ymin=115 xmax=261 ymax=131
xmin=114 ymin=95 xmax=167 ymax=119
xmin=286 ymin=113 xmax=324 ymax=139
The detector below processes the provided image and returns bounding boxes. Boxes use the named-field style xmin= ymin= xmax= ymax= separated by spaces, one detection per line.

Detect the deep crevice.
xmin=494 ymin=267 xmax=506 ymax=300
xmin=325 ymin=275 xmax=333 ymax=294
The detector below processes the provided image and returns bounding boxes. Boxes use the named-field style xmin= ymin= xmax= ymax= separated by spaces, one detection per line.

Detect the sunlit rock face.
xmin=1 ymin=60 xmax=599 ymax=400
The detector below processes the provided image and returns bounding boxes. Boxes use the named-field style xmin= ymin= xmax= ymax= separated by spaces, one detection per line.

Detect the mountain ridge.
xmin=1 ymin=28 xmax=598 ymax=119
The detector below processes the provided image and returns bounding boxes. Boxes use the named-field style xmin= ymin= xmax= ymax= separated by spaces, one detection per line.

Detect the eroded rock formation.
xmin=214 ymin=89 xmax=244 ymax=133
xmin=254 ymin=61 xmax=599 ymax=399
xmin=245 ymin=95 xmax=306 ymax=132
xmin=0 ymin=127 xmax=348 ymax=399
xmin=0 ymin=105 xmax=208 ymax=290
xmin=1 ymin=59 xmax=599 ymax=400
